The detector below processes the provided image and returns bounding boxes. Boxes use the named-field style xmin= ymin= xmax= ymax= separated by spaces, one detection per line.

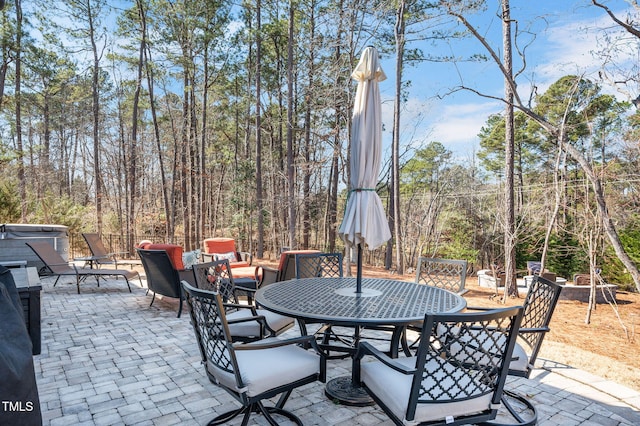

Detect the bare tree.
xmin=445 ymin=3 xmax=640 ymax=293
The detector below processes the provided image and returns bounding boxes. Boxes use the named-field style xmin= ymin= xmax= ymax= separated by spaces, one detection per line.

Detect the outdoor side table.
xmin=255 ymin=277 xmax=466 ymax=405
xmin=11 ymin=267 xmax=42 ymax=355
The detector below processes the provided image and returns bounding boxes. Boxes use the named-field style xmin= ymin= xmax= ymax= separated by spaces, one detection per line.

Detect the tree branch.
xmin=592 ymin=0 xmax=640 ymax=38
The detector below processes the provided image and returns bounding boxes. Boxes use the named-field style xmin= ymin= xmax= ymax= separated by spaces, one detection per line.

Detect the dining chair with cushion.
xmin=181 ymin=281 xmax=326 ymax=425
xmin=294 ymin=252 xmax=344 ymax=278
xmin=469 ymin=274 xmax=563 ymax=426
xmin=415 ymin=256 xmax=468 ymax=295
xmin=398 ymin=257 xmax=469 ymax=355
xmin=191 ymin=259 xmax=294 ymax=341
xmin=353 ymin=306 xmax=524 ymax=426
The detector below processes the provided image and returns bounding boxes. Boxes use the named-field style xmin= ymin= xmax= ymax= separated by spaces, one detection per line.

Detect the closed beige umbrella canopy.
xmin=339 ymin=46 xmax=391 ymax=291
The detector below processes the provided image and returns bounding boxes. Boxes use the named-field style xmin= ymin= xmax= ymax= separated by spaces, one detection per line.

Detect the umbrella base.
xmin=325 ymin=376 xmax=374 ymax=406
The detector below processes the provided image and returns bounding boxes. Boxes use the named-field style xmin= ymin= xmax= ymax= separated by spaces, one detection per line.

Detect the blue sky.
xmin=374 ymin=1 xmax=637 ymax=161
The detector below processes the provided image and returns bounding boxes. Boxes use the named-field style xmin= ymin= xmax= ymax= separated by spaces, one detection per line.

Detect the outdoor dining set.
xmin=18 ymin=231 xmax=562 ymax=426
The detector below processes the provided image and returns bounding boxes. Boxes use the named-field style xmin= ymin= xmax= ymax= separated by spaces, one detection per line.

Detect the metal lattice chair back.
xmin=419 ymin=308 xmax=521 ymax=402
xmin=182 ymin=281 xmax=237 ymax=375
xmin=192 ymin=259 xmax=237 ymax=304
xmin=294 ymin=252 xmax=343 ymax=279
xmin=415 ymin=257 xmax=468 ymax=294
xmin=181 ymin=281 xmax=325 ymax=425
xmin=515 ymin=274 xmax=563 ymax=374
xmin=355 ymin=306 xmax=523 ymax=425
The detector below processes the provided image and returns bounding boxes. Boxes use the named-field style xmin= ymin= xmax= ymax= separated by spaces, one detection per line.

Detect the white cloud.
xmin=430 ymin=102 xmax=502 ymax=154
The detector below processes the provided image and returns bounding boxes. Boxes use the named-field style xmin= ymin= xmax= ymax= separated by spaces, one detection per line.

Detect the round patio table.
xmin=255 ymin=277 xmax=467 ymax=405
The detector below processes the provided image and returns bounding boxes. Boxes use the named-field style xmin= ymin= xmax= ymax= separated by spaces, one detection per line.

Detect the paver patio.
xmin=30 ymin=273 xmax=640 ymax=425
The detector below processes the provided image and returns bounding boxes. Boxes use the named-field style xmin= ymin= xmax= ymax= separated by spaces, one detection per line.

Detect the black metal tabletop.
xmin=254 ymin=277 xmax=467 ymax=326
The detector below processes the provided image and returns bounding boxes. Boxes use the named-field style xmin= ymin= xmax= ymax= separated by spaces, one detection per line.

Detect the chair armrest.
xmin=234 ymin=334 xmax=315 ymax=350
xmin=518 ymin=326 xmax=550 ymax=334
xmin=352 ymin=341 xmax=415 ymax=384
xmin=223 ymin=303 xmax=259 ymax=316
xmin=465 ymin=306 xmax=493 ymax=312
xmin=234 ymin=285 xmax=256 ymax=293
xmin=201 ymin=253 xmax=215 ymax=262
xmin=238 ymin=251 xmax=252 ymax=265
xmin=225 ymin=313 xmax=266 ymax=326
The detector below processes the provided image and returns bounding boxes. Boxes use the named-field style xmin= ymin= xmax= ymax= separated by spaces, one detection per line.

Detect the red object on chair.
xmin=203 ymin=238 xmax=260 ymax=280
xmin=203 ymin=237 xmax=252 ymax=268
xmin=145 ymin=243 xmax=186 ymax=270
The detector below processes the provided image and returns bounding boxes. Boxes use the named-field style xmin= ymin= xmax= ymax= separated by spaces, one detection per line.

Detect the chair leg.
xmin=479 ymin=389 xmax=537 ymax=426
xmin=256 ymin=401 xmax=302 ymax=426
xmin=149 ymin=291 xmax=156 ymax=307
xmin=206 ymin=406 xmax=249 ymax=425
xmin=206 ymin=401 xmax=303 ymax=426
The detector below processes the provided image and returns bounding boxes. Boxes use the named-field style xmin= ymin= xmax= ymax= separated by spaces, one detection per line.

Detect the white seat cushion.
xmin=509 ymin=342 xmax=529 ymax=373
xmin=361 ymin=356 xmax=493 ymax=424
xmin=208 ymin=338 xmax=320 ymax=397
xmin=225 ymin=309 xmax=263 ymax=337
xmin=225 ymin=308 xmax=294 ymax=337
xmin=257 ymin=309 xmax=294 ymax=333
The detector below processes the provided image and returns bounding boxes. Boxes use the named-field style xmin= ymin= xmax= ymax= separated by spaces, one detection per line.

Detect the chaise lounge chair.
xmin=82 ymin=233 xmax=142 ymax=269
xmin=26 ymin=241 xmax=140 ymax=294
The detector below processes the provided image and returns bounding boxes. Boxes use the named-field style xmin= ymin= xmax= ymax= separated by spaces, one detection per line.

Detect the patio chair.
xmin=398 ymin=257 xmax=469 ymax=355
xmin=137 ymin=246 xmax=196 ymax=317
xmin=353 ymin=306 xmax=524 ymax=426
xmin=258 ymin=249 xmax=321 ymax=287
xmin=466 ymin=274 xmax=563 ymax=426
xmin=181 ymin=281 xmax=326 ymax=425
xmin=82 ymin=233 xmax=142 ymax=269
xmin=202 ymin=237 xmax=252 ymax=267
xmin=26 ymin=241 xmax=140 ymax=294
xmin=294 ymin=252 xmax=344 ymax=278
xmin=191 ymin=259 xmax=294 ymax=341
xmin=415 ymin=256 xmax=468 ymax=295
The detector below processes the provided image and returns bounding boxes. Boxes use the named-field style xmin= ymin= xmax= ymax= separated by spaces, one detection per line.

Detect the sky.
xmin=373 ymin=1 xmax=638 ymax=161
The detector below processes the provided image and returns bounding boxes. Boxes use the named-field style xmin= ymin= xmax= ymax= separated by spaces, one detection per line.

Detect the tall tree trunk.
xmin=15 ymin=0 xmax=26 ymax=221
xmin=501 ymin=0 xmax=518 ymax=299
xmin=200 ymin=43 xmax=209 ymax=244
xmin=87 ymin=0 xmax=103 ymax=234
xmin=144 ymin=44 xmax=170 ymax=240
xmin=286 ymin=0 xmax=296 ymax=249
xmin=392 ymin=0 xmax=406 ymax=274
xmin=128 ymin=0 xmax=146 ymax=252
xmin=180 ymin=71 xmax=190 ymax=246
xmin=255 ymin=0 xmax=264 ymax=258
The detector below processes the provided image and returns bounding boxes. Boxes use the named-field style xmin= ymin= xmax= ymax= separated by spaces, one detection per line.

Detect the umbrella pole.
xmin=356 ymin=243 xmax=363 ymax=293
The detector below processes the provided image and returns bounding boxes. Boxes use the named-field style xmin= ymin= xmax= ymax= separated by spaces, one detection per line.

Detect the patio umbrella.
xmin=338 ymin=46 xmax=391 ymax=293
